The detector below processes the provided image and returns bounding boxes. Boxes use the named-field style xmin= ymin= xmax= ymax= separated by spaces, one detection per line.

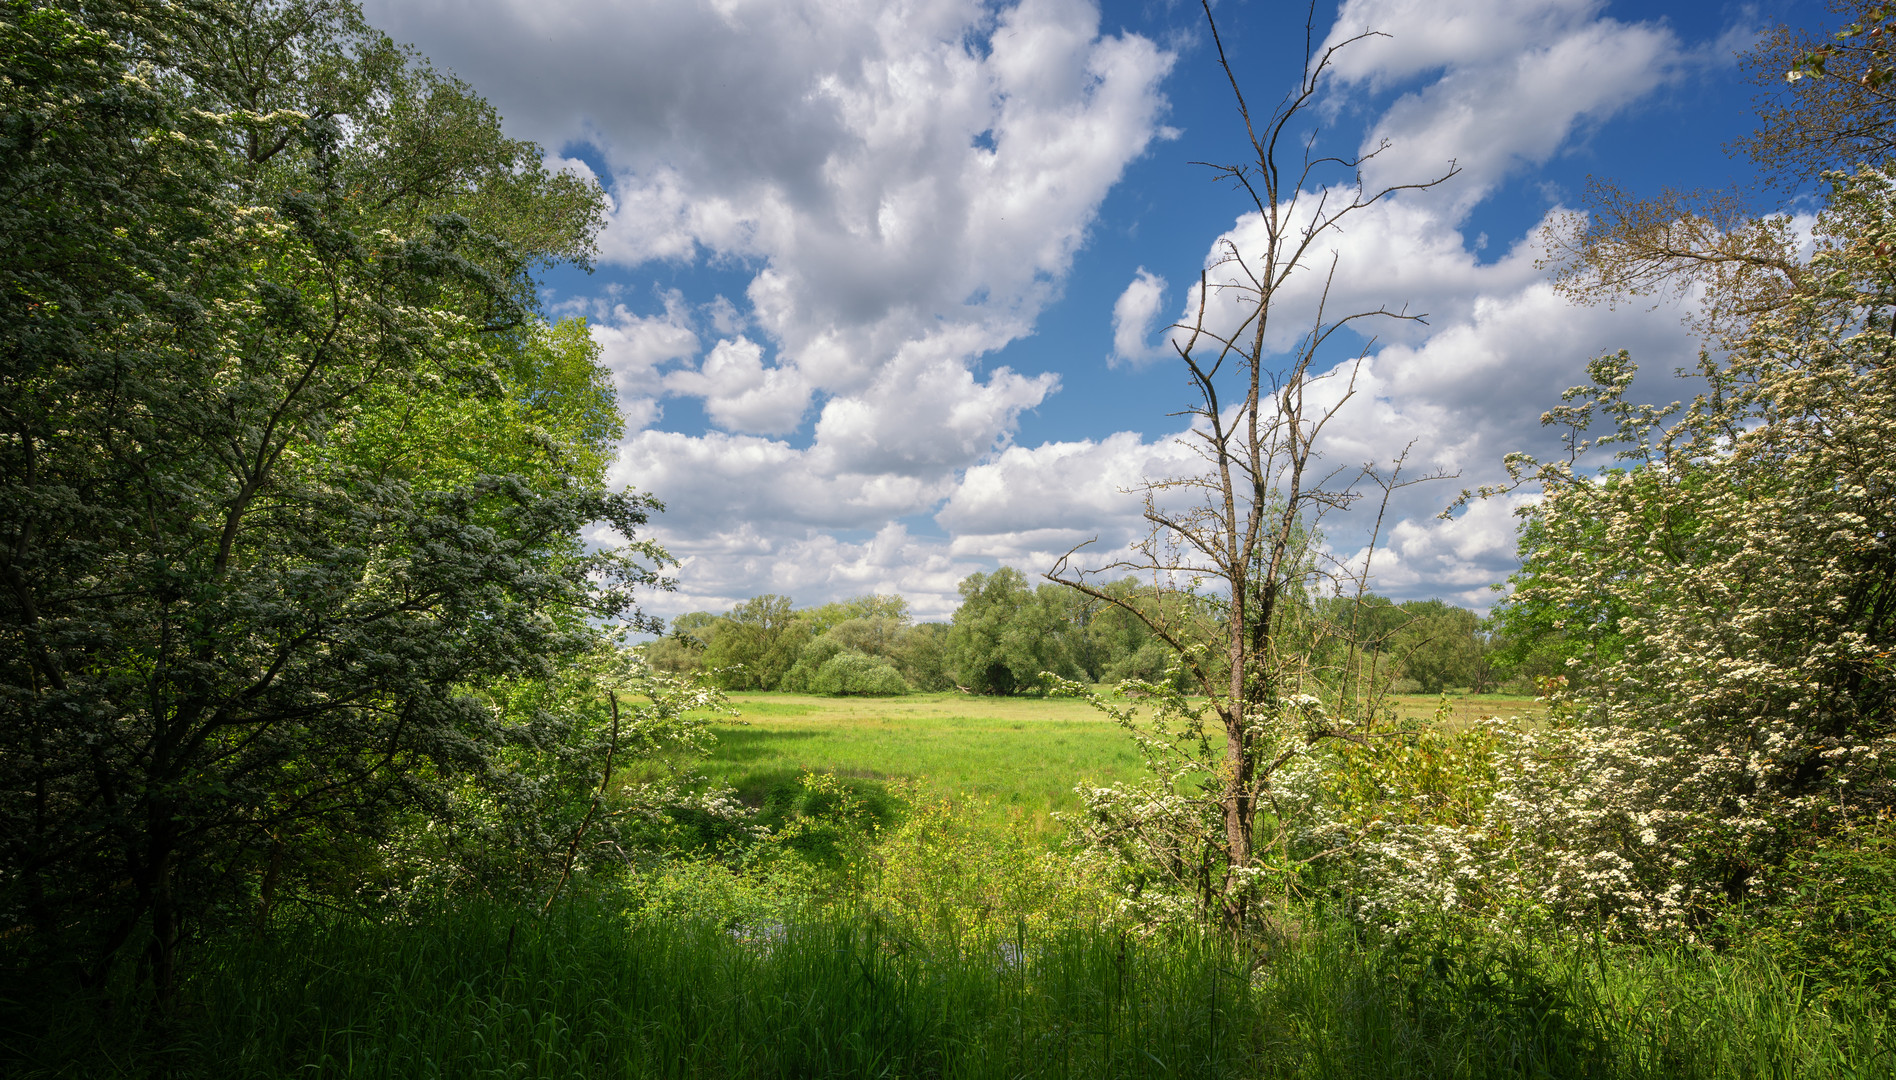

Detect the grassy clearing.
xmin=663 ymin=690 xmax=1543 ymax=837
xmin=676 ymin=692 xmax=1143 ymax=838
xmin=11 ymin=901 xmax=1888 ymax=1079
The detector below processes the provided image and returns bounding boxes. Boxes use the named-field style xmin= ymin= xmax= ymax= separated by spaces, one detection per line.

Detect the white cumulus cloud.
xmin=1110 ymin=267 xmax=1170 ymax=366
xmin=369 ymin=0 xmax=1736 ymax=612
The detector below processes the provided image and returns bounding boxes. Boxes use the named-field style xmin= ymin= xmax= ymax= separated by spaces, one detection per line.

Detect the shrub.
xmin=777 ymin=636 xmax=844 ymax=692
xmin=1745 ymin=820 xmax=1896 ymax=1005
xmin=810 ymin=650 xmax=911 ymax=695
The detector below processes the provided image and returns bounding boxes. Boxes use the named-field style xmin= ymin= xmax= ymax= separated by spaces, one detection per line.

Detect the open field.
xmin=1389 ymin=690 xmax=1542 ymax=727
xmin=682 ymin=692 xmax=1141 ymax=837
xmin=668 ymin=690 xmax=1543 ymax=837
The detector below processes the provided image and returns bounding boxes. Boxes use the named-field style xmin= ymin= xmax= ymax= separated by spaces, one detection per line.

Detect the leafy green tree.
xmin=808 ymin=651 xmax=910 ymax=696
xmin=893 ymin=622 xmax=954 ymax=691
xmin=0 ymin=0 xmax=657 ymax=1001
xmin=640 ymin=610 xmax=717 ymax=674
xmin=669 ymin=611 xmax=721 ymax=647
xmin=1487 ymin=499 xmax=1632 ymax=688
xmin=824 ymin=613 xmax=908 ymax=659
xmin=367 ymin=642 xmax=728 ymax=909
xmin=798 ymin=593 xmax=909 ymax=639
xmin=1391 ymin=601 xmax=1481 ymax=695
xmin=702 ymin=594 xmax=808 ymax=690
xmin=776 ymin=635 xmax=844 ymax=693
xmin=948 ymin=569 xmax=1083 ymax=694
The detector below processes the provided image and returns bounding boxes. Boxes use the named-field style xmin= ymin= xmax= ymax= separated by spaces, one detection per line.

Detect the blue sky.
xmin=365 ymin=0 xmax=1824 ymax=620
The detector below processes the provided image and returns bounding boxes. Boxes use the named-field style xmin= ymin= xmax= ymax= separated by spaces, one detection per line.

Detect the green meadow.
xmin=676 ymin=690 xmax=1545 ymax=838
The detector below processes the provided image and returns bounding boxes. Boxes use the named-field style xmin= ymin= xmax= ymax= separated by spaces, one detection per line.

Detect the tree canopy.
xmin=0 ymin=0 xmax=665 ymax=999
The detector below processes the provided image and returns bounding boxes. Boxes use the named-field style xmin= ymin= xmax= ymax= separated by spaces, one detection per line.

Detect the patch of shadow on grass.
xmin=707 ymin=727 xmax=820 ymax=764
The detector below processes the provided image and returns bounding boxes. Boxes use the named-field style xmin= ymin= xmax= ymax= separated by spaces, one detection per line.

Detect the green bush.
xmin=1746 ymin=821 xmax=1896 ymax=1006
xmin=809 ymin=650 xmax=910 ymax=695
xmin=776 ymin=637 xmax=844 ymax=692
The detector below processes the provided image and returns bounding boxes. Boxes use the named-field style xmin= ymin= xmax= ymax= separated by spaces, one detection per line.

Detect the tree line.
xmin=644 ymin=568 xmax=1538 ymax=697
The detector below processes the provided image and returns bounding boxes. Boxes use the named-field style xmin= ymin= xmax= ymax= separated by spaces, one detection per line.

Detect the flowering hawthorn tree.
xmin=1443 ymin=169 xmax=1896 ymax=934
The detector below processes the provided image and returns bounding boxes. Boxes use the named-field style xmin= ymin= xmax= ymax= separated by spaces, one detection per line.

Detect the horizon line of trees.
xmin=641 ymin=568 xmax=1549 ymax=698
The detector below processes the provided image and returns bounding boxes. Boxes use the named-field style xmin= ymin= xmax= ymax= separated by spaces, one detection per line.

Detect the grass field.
xmin=673 ymin=690 xmax=1542 ymax=837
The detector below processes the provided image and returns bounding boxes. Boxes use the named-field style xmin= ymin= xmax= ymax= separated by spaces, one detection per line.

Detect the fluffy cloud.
xmin=1034 ymin=0 xmax=1721 ymax=607
xmin=368 ymin=0 xmax=1176 ymax=605
xmin=662 ymin=337 xmax=811 ymax=435
xmin=370 ymin=0 xmax=1172 ymax=374
xmin=1323 ymin=0 xmax=1696 ymax=207
xmin=367 ymin=0 xmax=1731 ymax=613
xmin=632 ymin=522 xmax=981 ymax=621
xmin=1110 ymin=268 xmax=1170 ymax=366
xmin=577 ymin=294 xmax=700 ymax=433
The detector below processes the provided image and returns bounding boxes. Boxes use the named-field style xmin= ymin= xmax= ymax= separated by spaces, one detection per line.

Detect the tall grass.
xmin=7 ymin=899 xmax=1889 ymax=1079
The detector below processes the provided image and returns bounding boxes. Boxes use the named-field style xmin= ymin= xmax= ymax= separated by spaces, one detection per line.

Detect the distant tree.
xmin=808 ymin=651 xmax=910 ymax=696
xmin=824 ymin=613 xmax=908 ymax=659
xmin=798 ymin=594 xmax=910 ymax=638
xmin=670 ymin=611 xmax=722 ymax=647
xmin=639 ymin=610 xmax=718 ymax=674
xmin=702 ymin=595 xmax=808 ymax=690
xmin=1391 ymin=601 xmax=1481 ymax=695
xmin=641 ymin=634 xmax=704 ymax=675
xmin=776 ymin=635 xmax=844 ymax=693
xmin=948 ymin=569 xmax=1083 ymax=694
xmin=894 ymin=622 xmax=955 ymax=692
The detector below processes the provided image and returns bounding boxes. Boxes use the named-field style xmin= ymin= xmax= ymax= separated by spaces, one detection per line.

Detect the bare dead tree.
xmin=1047 ymin=1 xmax=1457 ymax=930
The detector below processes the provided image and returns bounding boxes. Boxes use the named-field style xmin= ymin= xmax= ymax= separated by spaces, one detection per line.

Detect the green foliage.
xmin=1288 ymin=709 xmax=1520 ymax=925
xmin=798 ymin=593 xmax=910 ymax=637
xmin=694 ymin=579 xmax=1222 ymax=698
xmin=702 ymin=594 xmax=811 ymax=690
xmin=367 ymin=646 xmax=733 ymax=907
xmin=1483 ymin=172 xmax=1896 ymax=931
xmin=893 ymin=620 xmax=955 ymax=691
xmin=1388 ymin=601 xmax=1482 ymax=695
xmin=949 ymin=568 xmax=1085 ymax=694
xmin=776 ymin=634 xmax=842 ymax=692
xmin=640 ymin=631 xmax=706 ymax=674
xmin=1746 ymin=820 xmax=1896 ymax=1006
xmin=0 ymin=0 xmax=665 ymax=1000
xmin=808 ymin=650 xmax=910 ymax=696
xmin=862 ymin=789 xmax=1116 ymax=942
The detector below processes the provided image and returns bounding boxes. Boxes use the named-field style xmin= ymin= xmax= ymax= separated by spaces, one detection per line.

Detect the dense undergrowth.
xmin=5 ymin=896 xmax=1891 ymax=1080
xmin=6 ymin=770 xmax=1895 ymax=1080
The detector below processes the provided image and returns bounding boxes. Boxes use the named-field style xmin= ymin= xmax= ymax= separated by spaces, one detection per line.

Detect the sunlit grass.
xmin=659 ymin=690 xmax=1543 ymax=840
xmin=1390 ymin=691 xmax=1544 ymax=728
xmin=687 ymin=692 xmax=1144 ymax=838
